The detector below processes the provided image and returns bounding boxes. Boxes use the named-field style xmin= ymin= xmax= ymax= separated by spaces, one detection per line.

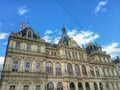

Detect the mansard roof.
xmin=46 ymin=42 xmax=58 ymax=48
xmin=14 ymin=22 xmax=40 ymax=39
xmin=85 ymin=42 xmax=102 ymax=54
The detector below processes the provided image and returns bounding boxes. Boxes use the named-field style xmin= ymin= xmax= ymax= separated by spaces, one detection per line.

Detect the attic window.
xmin=28 ymin=31 xmax=31 ymax=38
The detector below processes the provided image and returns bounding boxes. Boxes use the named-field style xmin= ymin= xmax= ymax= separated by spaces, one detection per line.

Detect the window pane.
xmin=67 ymin=63 xmax=73 ymax=75
xmin=36 ymin=85 xmax=40 ymax=90
xmin=46 ymin=62 xmax=53 ymax=74
xmin=10 ymin=86 xmax=15 ymax=90
xmin=27 ymin=44 xmax=31 ymax=51
xmin=12 ymin=61 xmax=18 ymax=71
xmin=24 ymin=86 xmax=28 ymax=90
xmin=56 ymin=63 xmax=62 ymax=75
xmin=16 ymin=42 xmax=20 ymax=49
xmin=25 ymin=62 xmax=30 ymax=72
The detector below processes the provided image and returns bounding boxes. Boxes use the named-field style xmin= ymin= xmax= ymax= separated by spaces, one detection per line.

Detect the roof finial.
xmin=62 ymin=25 xmax=66 ymax=35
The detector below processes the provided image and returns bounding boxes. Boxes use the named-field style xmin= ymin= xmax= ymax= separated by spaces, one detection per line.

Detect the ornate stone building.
xmin=0 ymin=22 xmax=119 ymax=90
xmin=113 ymin=56 xmax=120 ymax=89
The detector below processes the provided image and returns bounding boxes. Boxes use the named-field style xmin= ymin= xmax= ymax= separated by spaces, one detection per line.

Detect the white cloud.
xmin=95 ymin=1 xmax=107 ymax=13
xmin=68 ymin=29 xmax=99 ymax=46
xmin=0 ymin=33 xmax=9 ymax=39
xmin=2 ymin=41 xmax=7 ymax=45
xmin=45 ymin=30 xmax=53 ymax=35
xmin=18 ymin=6 xmax=29 ymax=16
xmin=42 ymin=35 xmax=52 ymax=42
xmin=0 ymin=57 xmax=4 ymax=66
xmin=43 ymin=28 xmax=99 ymax=46
xmin=0 ymin=57 xmax=4 ymax=72
xmin=103 ymin=42 xmax=120 ymax=58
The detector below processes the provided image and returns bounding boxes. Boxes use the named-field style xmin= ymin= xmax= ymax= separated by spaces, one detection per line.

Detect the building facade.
xmin=0 ymin=22 xmax=119 ymax=90
xmin=113 ymin=56 xmax=120 ymax=89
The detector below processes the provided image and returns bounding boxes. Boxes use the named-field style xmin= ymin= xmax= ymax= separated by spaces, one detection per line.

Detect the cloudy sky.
xmin=0 ymin=0 xmax=120 ymax=72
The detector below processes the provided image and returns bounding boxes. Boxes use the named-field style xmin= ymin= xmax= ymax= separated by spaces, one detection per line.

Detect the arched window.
xmin=85 ymin=82 xmax=90 ymax=90
xmin=78 ymin=82 xmax=83 ymax=90
xmin=67 ymin=63 xmax=73 ymax=75
xmin=57 ymin=82 xmax=63 ymax=90
xmin=99 ymin=82 xmax=103 ymax=90
xmin=46 ymin=61 xmax=53 ymax=74
xmin=94 ymin=82 xmax=98 ymax=90
xmin=102 ymin=68 xmax=105 ymax=76
xmin=56 ymin=63 xmax=62 ymax=76
xmin=47 ymin=82 xmax=54 ymax=90
xmin=75 ymin=64 xmax=80 ymax=75
xmin=82 ymin=65 xmax=87 ymax=75
xmin=28 ymin=31 xmax=31 ymax=38
xmin=105 ymin=82 xmax=109 ymax=90
xmin=90 ymin=66 xmax=94 ymax=76
xmin=95 ymin=67 xmax=100 ymax=77
xmin=70 ymin=82 xmax=75 ymax=90
xmin=25 ymin=62 xmax=30 ymax=72
xmin=12 ymin=61 xmax=18 ymax=71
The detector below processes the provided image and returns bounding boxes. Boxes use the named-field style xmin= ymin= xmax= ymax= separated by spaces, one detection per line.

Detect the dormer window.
xmin=28 ymin=31 xmax=31 ymax=38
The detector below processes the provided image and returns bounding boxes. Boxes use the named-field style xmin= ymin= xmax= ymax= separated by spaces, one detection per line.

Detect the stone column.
xmin=54 ymin=82 xmax=57 ymax=90
xmin=89 ymin=82 xmax=94 ymax=90
xmin=63 ymin=82 xmax=68 ymax=90
xmin=31 ymin=60 xmax=35 ymax=72
xmin=75 ymin=82 xmax=78 ymax=90
xmin=86 ymin=66 xmax=90 ymax=77
xmin=72 ymin=64 xmax=75 ymax=76
xmin=80 ymin=65 xmax=83 ymax=77
xmin=17 ymin=82 xmax=21 ymax=90
xmin=19 ymin=59 xmax=25 ymax=72
xmin=82 ymin=82 xmax=86 ymax=90
xmin=53 ymin=62 xmax=56 ymax=76
xmin=102 ymin=82 xmax=106 ymax=90
xmin=41 ymin=82 xmax=46 ymax=90
xmin=97 ymin=82 xmax=100 ymax=90
xmin=41 ymin=61 xmax=46 ymax=73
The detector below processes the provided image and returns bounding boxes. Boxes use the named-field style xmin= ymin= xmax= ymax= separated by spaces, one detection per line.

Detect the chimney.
xmin=20 ymin=22 xmax=24 ymax=31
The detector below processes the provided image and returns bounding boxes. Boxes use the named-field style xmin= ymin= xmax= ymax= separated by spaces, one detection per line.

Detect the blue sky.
xmin=0 ymin=0 xmax=120 ymax=71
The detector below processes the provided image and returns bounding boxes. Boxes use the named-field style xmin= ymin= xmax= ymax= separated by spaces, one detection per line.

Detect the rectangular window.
xmin=12 ymin=61 xmax=18 ymax=72
xmin=36 ymin=63 xmax=40 ymax=72
xmin=27 ymin=44 xmax=31 ymax=51
xmin=36 ymin=85 xmax=40 ymax=90
xmin=25 ymin=62 xmax=30 ymax=72
xmin=10 ymin=86 xmax=15 ymax=90
xmin=24 ymin=85 xmax=28 ymax=90
xmin=15 ymin=42 xmax=20 ymax=50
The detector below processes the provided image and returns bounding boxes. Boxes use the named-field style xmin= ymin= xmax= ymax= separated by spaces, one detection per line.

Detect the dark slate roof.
xmin=46 ymin=42 xmax=58 ymax=48
xmin=113 ymin=56 xmax=120 ymax=64
xmin=58 ymin=26 xmax=70 ymax=46
xmin=16 ymin=27 xmax=39 ymax=39
xmin=85 ymin=43 xmax=101 ymax=54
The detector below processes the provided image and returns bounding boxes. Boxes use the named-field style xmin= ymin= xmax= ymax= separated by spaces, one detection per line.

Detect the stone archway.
xmin=85 ymin=82 xmax=90 ymax=90
xmin=70 ymin=82 xmax=75 ymax=90
xmin=78 ymin=82 xmax=83 ymax=90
